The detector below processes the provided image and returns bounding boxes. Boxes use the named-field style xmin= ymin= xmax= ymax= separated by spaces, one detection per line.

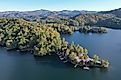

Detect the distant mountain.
xmin=99 ymin=8 xmax=121 ymax=18
xmin=0 ymin=8 xmax=121 ymax=29
xmin=0 ymin=9 xmax=96 ymax=21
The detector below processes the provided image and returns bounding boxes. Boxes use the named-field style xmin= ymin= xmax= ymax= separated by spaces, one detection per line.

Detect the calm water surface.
xmin=0 ymin=29 xmax=121 ymax=80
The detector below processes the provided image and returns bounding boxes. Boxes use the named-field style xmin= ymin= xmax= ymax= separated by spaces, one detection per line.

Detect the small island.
xmin=0 ymin=18 xmax=109 ymax=69
xmin=79 ymin=26 xmax=107 ymax=33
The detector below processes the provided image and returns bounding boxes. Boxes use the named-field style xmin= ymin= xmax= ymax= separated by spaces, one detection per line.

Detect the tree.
xmin=69 ymin=52 xmax=77 ymax=61
xmin=93 ymin=54 xmax=99 ymax=64
xmin=101 ymin=59 xmax=109 ymax=68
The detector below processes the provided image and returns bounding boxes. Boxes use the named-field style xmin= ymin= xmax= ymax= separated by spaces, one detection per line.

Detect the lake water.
xmin=0 ymin=29 xmax=121 ymax=80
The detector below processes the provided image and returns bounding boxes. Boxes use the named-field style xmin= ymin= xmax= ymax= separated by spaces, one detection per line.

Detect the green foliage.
xmin=79 ymin=26 xmax=107 ymax=33
xmin=93 ymin=54 xmax=99 ymax=64
xmin=0 ymin=18 xmax=61 ymax=56
xmin=101 ymin=59 xmax=110 ymax=68
xmin=69 ymin=52 xmax=77 ymax=61
xmin=45 ymin=23 xmax=75 ymax=34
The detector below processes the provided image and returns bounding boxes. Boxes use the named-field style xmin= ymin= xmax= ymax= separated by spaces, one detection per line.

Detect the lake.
xmin=0 ymin=28 xmax=121 ymax=80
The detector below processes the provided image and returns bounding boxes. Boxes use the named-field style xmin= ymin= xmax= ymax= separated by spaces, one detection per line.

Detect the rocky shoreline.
xmin=56 ymin=50 xmax=109 ymax=70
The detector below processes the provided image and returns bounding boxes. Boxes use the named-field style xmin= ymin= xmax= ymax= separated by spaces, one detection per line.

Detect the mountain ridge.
xmin=0 ymin=8 xmax=121 ymax=29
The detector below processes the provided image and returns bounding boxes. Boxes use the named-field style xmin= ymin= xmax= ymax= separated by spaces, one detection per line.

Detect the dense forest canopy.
xmin=0 ymin=18 xmax=61 ymax=55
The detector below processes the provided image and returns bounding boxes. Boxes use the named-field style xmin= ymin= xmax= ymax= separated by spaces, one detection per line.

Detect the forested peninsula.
xmin=0 ymin=18 xmax=109 ymax=69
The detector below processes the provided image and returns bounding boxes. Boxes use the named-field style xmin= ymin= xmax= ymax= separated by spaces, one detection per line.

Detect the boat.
xmin=74 ymin=64 xmax=78 ymax=68
xmin=83 ymin=66 xmax=89 ymax=70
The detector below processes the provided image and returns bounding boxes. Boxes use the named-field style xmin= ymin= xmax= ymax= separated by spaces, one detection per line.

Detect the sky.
xmin=0 ymin=0 xmax=121 ymax=11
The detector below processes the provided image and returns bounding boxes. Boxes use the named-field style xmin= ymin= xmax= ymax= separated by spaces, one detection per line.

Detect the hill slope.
xmin=0 ymin=8 xmax=121 ymax=29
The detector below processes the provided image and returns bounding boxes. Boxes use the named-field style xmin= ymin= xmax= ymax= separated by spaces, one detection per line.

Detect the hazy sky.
xmin=0 ymin=0 xmax=121 ymax=11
